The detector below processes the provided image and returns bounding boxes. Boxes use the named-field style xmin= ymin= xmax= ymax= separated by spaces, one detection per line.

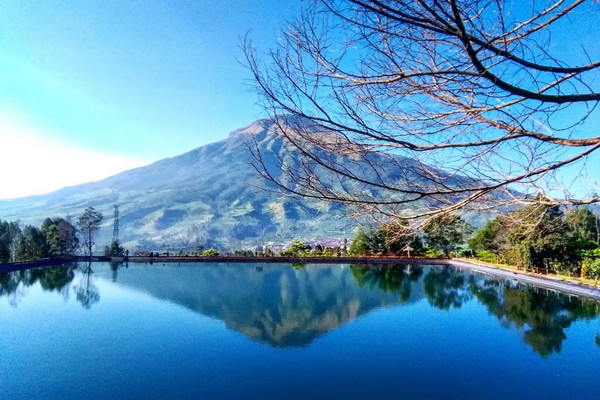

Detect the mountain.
xmin=0 ymin=118 xmax=495 ymax=251
xmin=0 ymin=119 xmax=367 ymax=251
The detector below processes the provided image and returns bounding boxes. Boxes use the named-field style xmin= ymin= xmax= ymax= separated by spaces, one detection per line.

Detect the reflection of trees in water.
xmin=0 ymin=270 xmax=26 ymax=306
xmin=351 ymin=264 xmax=423 ymax=302
xmin=423 ymin=267 xmax=472 ymax=309
xmin=351 ymin=265 xmax=600 ymax=357
xmin=74 ymin=262 xmax=99 ymax=309
xmin=0 ymin=262 xmax=101 ymax=309
xmin=38 ymin=266 xmax=75 ymax=291
xmin=109 ymin=261 xmax=127 ymax=282
xmin=468 ymin=277 xmax=600 ymax=357
xmin=0 ymin=264 xmax=76 ymax=305
xmin=2 ymin=262 xmax=599 ymax=354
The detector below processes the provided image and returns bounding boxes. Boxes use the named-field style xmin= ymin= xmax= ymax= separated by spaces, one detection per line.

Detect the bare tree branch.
xmin=243 ymin=0 xmax=600 ymax=229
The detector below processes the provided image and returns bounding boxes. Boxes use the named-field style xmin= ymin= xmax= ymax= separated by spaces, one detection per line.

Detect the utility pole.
xmin=113 ymin=204 xmax=119 ymax=243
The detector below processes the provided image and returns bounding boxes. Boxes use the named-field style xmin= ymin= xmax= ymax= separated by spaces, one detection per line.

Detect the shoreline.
xmin=450 ymin=259 xmax=600 ymax=301
xmin=2 ymin=255 xmax=599 ymax=301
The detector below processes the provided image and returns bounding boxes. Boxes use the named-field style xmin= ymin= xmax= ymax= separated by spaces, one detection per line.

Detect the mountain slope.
xmin=0 ymin=119 xmax=361 ymax=250
xmin=0 ymin=118 xmax=497 ymax=251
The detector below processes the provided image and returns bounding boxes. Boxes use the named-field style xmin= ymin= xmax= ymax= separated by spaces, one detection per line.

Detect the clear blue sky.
xmin=0 ymin=1 xmax=598 ymax=200
xmin=0 ymin=0 xmax=300 ymax=199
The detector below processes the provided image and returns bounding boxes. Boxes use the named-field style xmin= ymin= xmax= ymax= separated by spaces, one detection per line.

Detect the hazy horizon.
xmin=0 ymin=0 xmax=300 ymax=199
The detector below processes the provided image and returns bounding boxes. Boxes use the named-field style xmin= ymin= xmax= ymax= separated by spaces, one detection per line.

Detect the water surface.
xmin=1 ymin=262 xmax=598 ymax=399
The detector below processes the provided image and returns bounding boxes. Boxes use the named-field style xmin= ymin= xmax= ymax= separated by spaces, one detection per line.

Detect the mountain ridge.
xmin=0 ymin=119 xmax=360 ymax=251
xmin=0 ymin=117 xmax=503 ymax=251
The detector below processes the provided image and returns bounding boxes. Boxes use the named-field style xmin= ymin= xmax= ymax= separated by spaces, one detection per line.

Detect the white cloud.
xmin=0 ymin=111 xmax=150 ymax=200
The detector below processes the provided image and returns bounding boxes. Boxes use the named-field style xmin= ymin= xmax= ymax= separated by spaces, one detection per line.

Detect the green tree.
xmin=104 ymin=239 xmax=125 ymax=257
xmin=15 ymin=225 xmax=47 ymax=261
xmin=280 ymin=240 xmax=311 ymax=256
xmin=348 ymin=228 xmax=370 ymax=256
xmin=502 ymin=202 xmax=581 ymax=272
xmin=468 ymin=218 xmax=501 ymax=254
xmin=77 ymin=207 xmax=103 ymax=257
xmin=423 ymin=214 xmax=471 ymax=257
xmin=41 ymin=217 xmax=79 ymax=256
xmin=202 ymin=248 xmax=220 ymax=256
xmin=0 ymin=220 xmax=21 ymax=263
xmin=565 ymin=206 xmax=599 ymax=246
xmin=366 ymin=229 xmax=387 ymax=254
xmin=380 ymin=222 xmax=423 ymax=256
xmin=585 ymin=257 xmax=600 ymax=283
xmin=312 ymin=244 xmax=324 ymax=255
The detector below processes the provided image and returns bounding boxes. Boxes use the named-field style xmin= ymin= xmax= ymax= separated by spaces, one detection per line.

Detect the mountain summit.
xmin=0 ymin=119 xmax=358 ymax=250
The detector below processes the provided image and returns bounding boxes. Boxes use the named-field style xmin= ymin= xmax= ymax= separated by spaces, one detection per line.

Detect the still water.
xmin=1 ymin=262 xmax=599 ymax=399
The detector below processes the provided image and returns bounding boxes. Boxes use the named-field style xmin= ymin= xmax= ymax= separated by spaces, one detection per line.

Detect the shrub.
xmin=202 ymin=248 xmax=220 ymax=257
xmin=476 ymin=250 xmax=498 ymax=263
xmin=423 ymin=247 xmax=444 ymax=258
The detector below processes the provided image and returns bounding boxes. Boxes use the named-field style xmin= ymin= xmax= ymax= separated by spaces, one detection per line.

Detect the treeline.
xmin=348 ymin=202 xmax=600 ymax=281
xmin=0 ymin=217 xmax=78 ymax=263
xmin=468 ymin=202 xmax=600 ymax=280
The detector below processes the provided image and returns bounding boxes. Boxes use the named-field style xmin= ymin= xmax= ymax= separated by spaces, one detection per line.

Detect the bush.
xmin=423 ymin=247 xmax=444 ymax=258
xmin=476 ymin=250 xmax=498 ymax=263
xmin=202 ymin=248 xmax=220 ymax=257
xmin=584 ymin=257 xmax=600 ymax=282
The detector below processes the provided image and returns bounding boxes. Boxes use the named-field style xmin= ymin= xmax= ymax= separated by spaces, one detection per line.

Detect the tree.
xmin=104 ymin=240 xmax=125 ymax=257
xmin=15 ymin=225 xmax=47 ymax=261
xmin=0 ymin=220 xmax=21 ymax=263
xmin=468 ymin=218 xmax=501 ymax=254
xmin=245 ymin=0 xmax=600 ymax=224
xmin=41 ymin=217 xmax=79 ymax=256
xmin=366 ymin=229 xmax=387 ymax=254
xmin=565 ymin=206 xmax=600 ymax=246
xmin=504 ymin=203 xmax=583 ymax=271
xmin=380 ymin=221 xmax=423 ymax=256
xmin=77 ymin=208 xmax=103 ymax=257
xmin=280 ymin=240 xmax=311 ymax=256
xmin=349 ymin=228 xmax=370 ymax=255
xmin=469 ymin=201 xmax=596 ymax=271
xmin=423 ymin=214 xmax=471 ymax=256
xmin=202 ymin=248 xmax=220 ymax=257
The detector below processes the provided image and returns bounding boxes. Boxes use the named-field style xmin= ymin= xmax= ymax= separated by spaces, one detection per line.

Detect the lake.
xmin=1 ymin=262 xmax=599 ymax=399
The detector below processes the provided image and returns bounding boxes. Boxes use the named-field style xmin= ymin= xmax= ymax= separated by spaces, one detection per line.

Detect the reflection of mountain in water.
xmin=2 ymin=262 xmax=599 ymax=354
xmin=98 ymin=263 xmax=600 ymax=353
xmin=106 ymin=263 xmax=424 ymax=347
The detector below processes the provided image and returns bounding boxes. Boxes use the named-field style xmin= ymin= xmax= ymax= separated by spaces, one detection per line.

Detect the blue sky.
xmin=0 ymin=0 xmax=299 ymax=199
xmin=0 ymin=1 xmax=598 ymax=201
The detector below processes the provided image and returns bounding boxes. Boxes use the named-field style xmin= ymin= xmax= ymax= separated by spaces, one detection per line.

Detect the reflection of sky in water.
xmin=0 ymin=263 xmax=599 ymax=400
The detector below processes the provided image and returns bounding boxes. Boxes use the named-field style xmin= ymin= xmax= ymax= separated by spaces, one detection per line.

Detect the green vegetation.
xmin=202 ymin=248 xmax=220 ymax=257
xmin=423 ymin=214 xmax=473 ymax=257
xmin=0 ymin=217 xmax=78 ymax=263
xmin=348 ymin=226 xmax=422 ymax=256
xmin=466 ymin=204 xmax=600 ymax=279
xmin=279 ymin=240 xmax=311 ymax=257
xmin=41 ymin=217 xmax=79 ymax=256
xmin=343 ymin=203 xmax=600 ymax=284
xmin=104 ymin=240 xmax=125 ymax=257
